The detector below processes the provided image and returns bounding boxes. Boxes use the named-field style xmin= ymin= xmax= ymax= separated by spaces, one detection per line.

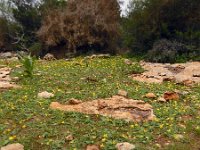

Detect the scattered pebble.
xmin=38 ymin=91 xmax=54 ymax=99
xmin=116 ymin=142 xmax=136 ymax=150
xmin=118 ymin=90 xmax=128 ymax=97
xmin=157 ymin=97 xmax=166 ymax=102
xmin=145 ymin=93 xmax=157 ymax=99
xmin=86 ymin=145 xmax=100 ymax=150
xmin=65 ymin=134 xmax=74 ymax=141
xmin=164 ymin=92 xmax=179 ymax=101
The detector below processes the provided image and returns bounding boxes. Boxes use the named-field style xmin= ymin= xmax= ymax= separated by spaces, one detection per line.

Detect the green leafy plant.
xmin=18 ymin=54 xmax=35 ymax=78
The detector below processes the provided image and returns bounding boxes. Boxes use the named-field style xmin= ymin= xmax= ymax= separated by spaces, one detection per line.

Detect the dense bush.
xmin=123 ymin=0 xmax=200 ymax=56
xmin=146 ymin=39 xmax=189 ymax=63
xmin=37 ymin=0 xmax=121 ymax=58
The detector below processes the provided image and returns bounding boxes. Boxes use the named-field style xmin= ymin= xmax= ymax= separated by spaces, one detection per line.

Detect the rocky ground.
xmin=131 ymin=61 xmax=200 ymax=85
xmin=0 ymin=67 xmax=20 ymax=91
xmin=50 ymin=95 xmax=155 ymax=122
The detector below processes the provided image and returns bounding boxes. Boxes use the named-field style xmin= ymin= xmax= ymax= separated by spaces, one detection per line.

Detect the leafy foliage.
xmin=18 ymin=53 xmax=35 ymax=77
xmin=123 ymin=0 xmax=200 ymax=56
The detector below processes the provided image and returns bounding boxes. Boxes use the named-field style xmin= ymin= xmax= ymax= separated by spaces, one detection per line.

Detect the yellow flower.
xmin=7 ymin=129 xmax=11 ymax=132
xmin=159 ymin=124 xmax=164 ymax=129
xmin=9 ymin=135 xmax=16 ymax=141
xmin=103 ymin=134 xmax=108 ymax=138
xmin=154 ymin=118 xmax=159 ymax=122
xmin=100 ymin=144 xmax=104 ymax=148
xmin=102 ymin=138 xmax=106 ymax=142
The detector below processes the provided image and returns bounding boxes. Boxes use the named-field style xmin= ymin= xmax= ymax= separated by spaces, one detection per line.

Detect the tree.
xmin=0 ymin=0 xmax=17 ymax=51
xmin=123 ymin=0 xmax=200 ymax=53
xmin=37 ymin=0 xmax=121 ymax=58
xmin=0 ymin=17 xmax=8 ymax=50
xmin=9 ymin=0 xmax=67 ymax=53
xmin=11 ymin=0 xmax=42 ymax=49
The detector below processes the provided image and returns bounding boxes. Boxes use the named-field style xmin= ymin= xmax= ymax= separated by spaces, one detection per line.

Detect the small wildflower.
xmin=9 ymin=135 xmax=17 ymax=141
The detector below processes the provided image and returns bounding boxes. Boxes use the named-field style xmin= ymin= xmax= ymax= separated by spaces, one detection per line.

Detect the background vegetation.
xmin=0 ymin=0 xmax=200 ymax=62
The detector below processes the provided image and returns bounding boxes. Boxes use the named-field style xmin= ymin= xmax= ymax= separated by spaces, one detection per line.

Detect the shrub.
xmin=123 ymin=0 xmax=200 ymax=53
xmin=37 ymin=0 xmax=121 ymax=57
xmin=146 ymin=39 xmax=189 ymax=63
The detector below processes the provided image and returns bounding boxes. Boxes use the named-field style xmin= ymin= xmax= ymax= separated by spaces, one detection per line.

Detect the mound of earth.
xmin=0 ymin=67 xmax=20 ymax=91
xmin=50 ymin=95 xmax=155 ymax=122
xmin=131 ymin=62 xmax=200 ymax=85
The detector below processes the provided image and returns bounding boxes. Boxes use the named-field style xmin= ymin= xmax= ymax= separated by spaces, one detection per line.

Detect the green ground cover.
xmin=0 ymin=56 xmax=200 ymax=150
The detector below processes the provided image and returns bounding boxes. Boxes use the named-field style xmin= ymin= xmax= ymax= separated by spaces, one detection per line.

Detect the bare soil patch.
xmin=50 ymin=95 xmax=155 ymax=122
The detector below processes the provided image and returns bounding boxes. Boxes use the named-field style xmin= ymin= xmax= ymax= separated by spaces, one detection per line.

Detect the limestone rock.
xmin=43 ymin=53 xmax=56 ymax=61
xmin=0 ymin=82 xmax=21 ymax=90
xmin=145 ymin=93 xmax=157 ymax=99
xmin=131 ymin=62 xmax=200 ymax=85
xmin=116 ymin=142 xmax=135 ymax=150
xmin=124 ymin=59 xmax=133 ymax=65
xmin=65 ymin=134 xmax=74 ymax=141
xmin=86 ymin=145 xmax=100 ymax=150
xmin=164 ymin=92 xmax=179 ymax=101
xmin=0 ymin=67 xmax=21 ymax=91
xmin=0 ymin=52 xmax=13 ymax=59
xmin=157 ymin=97 xmax=166 ymax=103
xmin=118 ymin=90 xmax=128 ymax=97
xmin=38 ymin=91 xmax=54 ymax=99
xmin=50 ymin=95 xmax=155 ymax=122
xmin=68 ymin=98 xmax=82 ymax=105
xmin=85 ymin=54 xmax=110 ymax=59
xmin=1 ymin=143 xmax=24 ymax=150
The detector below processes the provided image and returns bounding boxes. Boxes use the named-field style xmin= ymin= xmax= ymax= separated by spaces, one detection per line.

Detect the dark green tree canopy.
xmin=123 ymin=0 xmax=200 ymax=53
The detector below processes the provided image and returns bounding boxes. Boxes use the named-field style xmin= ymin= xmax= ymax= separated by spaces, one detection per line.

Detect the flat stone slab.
xmin=0 ymin=67 xmax=21 ymax=91
xmin=50 ymin=96 xmax=155 ymax=122
xmin=131 ymin=62 xmax=200 ymax=85
xmin=1 ymin=143 xmax=24 ymax=150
